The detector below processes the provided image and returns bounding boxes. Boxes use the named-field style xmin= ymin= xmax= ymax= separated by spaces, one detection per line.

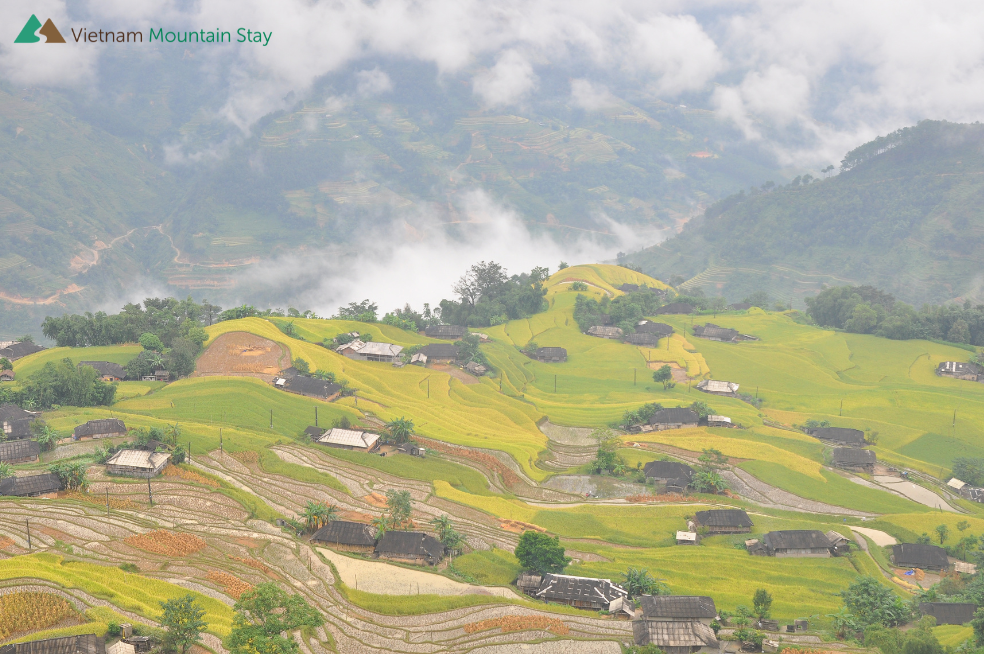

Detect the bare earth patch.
xmin=646 ymin=360 xmax=689 ymax=382
xmin=317 ymin=547 xmax=518 ymax=598
xmin=500 ymin=520 xmax=546 ymax=534
xmin=430 ymin=363 xmax=479 ymax=385
xmin=364 ymin=492 xmax=388 ymax=508
xmin=194 ymin=331 xmax=290 ymax=381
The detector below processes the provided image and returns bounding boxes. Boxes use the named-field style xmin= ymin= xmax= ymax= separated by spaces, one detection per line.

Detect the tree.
xmin=958 ymin=520 xmax=971 ymax=532
xmin=31 ymin=420 xmax=58 ymax=452
xmin=753 ymin=588 xmax=773 ymax=620
xmin=935 ymin=524 xmax=950 ymax=545
xmin=653 ymin=365 xmax=673 ymax=390
xmin=432 ymin=515 xmax=464 ymax=557
xmin=227 ymin=583 xmax=323 ymax=654
xmin=514 ymin=531 xmax=570 ymax=574
xmin=294 ymin=358 xmax=310 ymax=374
xmin=973 ymin=607 xmax=984 ymax=646
xmin=386 ymin=489 xmax=413 ymax=527
xmin=372 ymin=515 xmax=391 ymax=539
xmin=139 ymin=332 xmax=165 ymax=352
xmin=840 ymin=576 xmax=911 ymax=627
xmin=621 ymin=568 xmax=669 ymax=599
xmin=0 ymin=462 xmax=11 ymax=481
xmin=48 ymin=462 xmax=88 ymax=491
xmin=387 ymin=417 xmax=415 ymax=444
xmin=591 ymin=429 xmax=624 ymax=476
xmin=0 ymin=358 xmax=11 ymax=371
xmin=159 ymin=594 xmax=207 ymax=654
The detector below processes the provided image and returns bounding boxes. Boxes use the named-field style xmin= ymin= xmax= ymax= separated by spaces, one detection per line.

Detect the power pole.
xmin=26 ymin=519 xmax=31 ymax=550
xmin=147 ymin=478 xmax=153 ymax=506
xmin=427 ymin=380 xmax=430 ymax=398
xmin=633 ymin=369 xmax=636 ymax=386
xmin=554 ymin=375 xmax=557 ymax=393
xmin=840 ymin=399 xmax=843 ymax=416
xmin=270 ymin=409 xmax=273 ymax=429
xmin=315 ymin=407 xmax=319 ymax=428
xmin=106 ymin=488 xmax=110 ymax=514
xmin=219 ymin=429 xmax=223 ymax=457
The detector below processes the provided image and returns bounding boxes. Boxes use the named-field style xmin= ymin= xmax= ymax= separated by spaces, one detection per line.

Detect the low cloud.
xmin=355 ymin=67 xmax=392 ymax=97
xmin=472 ymin=49 xmax=537 ymax=108
xmin=570 ymin=79 xmax=619 ymax=111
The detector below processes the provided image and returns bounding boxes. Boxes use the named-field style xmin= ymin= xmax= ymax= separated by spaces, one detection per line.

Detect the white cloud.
xmin=570 ymin=79 xmax=619 ymax=111
xmin=356 ymin=67 xmax=392 ymax=97
xmin=628 ymin=14 xmax=723 ymax=95
xmin=472 ymin=49 xmax=537 ymax=108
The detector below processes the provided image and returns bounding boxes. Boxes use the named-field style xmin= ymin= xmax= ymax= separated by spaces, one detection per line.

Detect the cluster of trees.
xmin=806 ymin=285 xmax=984 ymax=345
xmin=573 ymin=288 xmax=664 ymax=333
xmin=93 ymin=425 xmax=184 ymax=465
xmin=612 ymin=400 xmax=715 ymax=430
xmin=125 ymin=329 xmax=208 ymax=380
xmin=0 ymin=358 xmax=117 ymax=410
xmin=438 ymin=262 xmax=550 ymax=327
xmin=954 ymin=458 xmax=984 ymax=486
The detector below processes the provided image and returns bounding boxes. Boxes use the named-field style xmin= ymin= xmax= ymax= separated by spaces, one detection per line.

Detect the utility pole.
xmin=315 ymin=407 xmax=319 ymax=428
xmin=427 ymin=380 xmax=430 ymax=398
xmin=840 ymin=399 xmax=843 ymax=416
xmin=106 ymin=489 xmax=110 ymax=514
xmin=26 ymin=519 xmax=31 ymax=550
xmin=219 ymin=429 xmax=223 ymax=457
xmin=554 ymin=375 xmax=557 ymax=393
xmin=270 ymin=409 xmax=273 ymax=429
xmin=147 ymin=478 xmax=153 ymax=506
xmin=633 ymin=368 xmax=636 ymax=386
xmin=755 ymin=386 xmax=759 ymax=399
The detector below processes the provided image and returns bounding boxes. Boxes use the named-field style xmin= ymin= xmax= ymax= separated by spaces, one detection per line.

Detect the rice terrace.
xmin=2 ymin=263 xmax=984 ymax=654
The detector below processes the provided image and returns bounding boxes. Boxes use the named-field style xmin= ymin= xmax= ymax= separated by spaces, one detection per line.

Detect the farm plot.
xmin=194 ymin=331 xmax=290 ymax=380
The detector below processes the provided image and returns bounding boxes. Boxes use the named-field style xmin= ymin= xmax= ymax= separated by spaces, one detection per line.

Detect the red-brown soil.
xmin=194 ymin=332 xmax=290 ymax=381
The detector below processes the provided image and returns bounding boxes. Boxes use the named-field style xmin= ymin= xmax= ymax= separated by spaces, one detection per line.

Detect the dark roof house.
xmin=693 ymin=509 xmax=752 ymax=533
xmin=424 ymin=325 xmax=467 ymax=339
xmin=375 ymin=531 xmax=445 ymax=565
xmin=832 ymin=448 xmax=876 ymax=471
xmin=920 ymin=602 xmax=976 ymax=625
xmin=756 ymin=530 xmax=832 ymax=557
xmin=0 ymin=404 xmax=37 ymax=440
xmin=892 ymin=543 xmax=950 ymax=570
xmin=810 ymin=427 xmax=865 ymax=445
xmin=936 ymin=361 xmax=983 ymax=381
xmin=619 ymin=283 xmax=640 ymax=292
xmin=0 ymin=472 xmax=61 ymax=497
xmin=73 ymin=418 xmax=127 ymax=440
xmin=0 ymin=341 xmax=45 ymax=361
xmin=304 ymin=426 xmax=323 ymax=440
xmin=532 ymin=573 xmax=628 ymax=610
xmin=311 ymin=521 xmax=377 ymax=551
xmin=0 ymin=439 xmax=41 ymax=464
xmin=636 ymin=321 xmax=674 ymax=336
xmin=656 ymin=303 xmax=695 ymax=315
xmin=283 ymin=376 xmax=342 ymax=400
xmin=640 ymin=595 xmax=717 ymax=621
xmin=625 ymin=333 xmax=661 ymax=346
xmin=729 ymin=303 xmax=753 ymax=311
xmin=693 ymin=324 xmax=740 ymax=342
xmin=0 ymin=635 xmax=105 ymax=654
xmin=650 ymin=408 xmax=700 ymax=430
xmin=79 ymin=361 xmax=126 ymax=380
xmin=632 ymin=620 xmax=719 ymax=654
xmin=643 ymin=461 xmax=694 ymax=481
xmin=418 ymin=344 xmax=459 ymax=360
xmin=535 ymin=347 xmax=567 ymax=362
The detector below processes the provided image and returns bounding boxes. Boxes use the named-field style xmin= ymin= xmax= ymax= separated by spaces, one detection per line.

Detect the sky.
xmin=5 ymin=0 xmax=984 ymax=312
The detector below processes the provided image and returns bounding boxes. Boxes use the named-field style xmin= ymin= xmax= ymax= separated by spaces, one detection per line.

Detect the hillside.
xmin=0 ymin=54 xmax=784 ymax=337
xmin=628 ymin=120 xmax=984 ymax=307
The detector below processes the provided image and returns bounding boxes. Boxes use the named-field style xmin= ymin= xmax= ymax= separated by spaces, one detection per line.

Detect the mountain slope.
xmin=629 ymin=121 xmax=984 ymax=307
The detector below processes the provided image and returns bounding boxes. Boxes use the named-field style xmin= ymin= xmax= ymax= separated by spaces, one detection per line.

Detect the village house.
xmin=336 ymin=340 xmax=404 ymax=363
xmin=729 ymin=303 xmax=753 ymax=311
xmin=395 ymin=442 xmax=425 ymax=457
xmin=424 ymin=324 xmax=466 ymax=340
xmin=625 ymin=333 xmax=660 ymax=347
xmin=635 ymin=595 xmax=720 ymax=654
xmin=140 ymin=370 xmax=170 ymax=382
xmin=79 ymin=361 xmax=126 ymax=381
xmin=892 ymin=543 xmax=950 ymax=571
xmin=528 ymin=573 xmax=628 ymax=610
xmin=826 ymin=531 xmax=852 ymax=556
xmin=656 ymin=303 xmax=695 ymax=315
xmin=692 ymin=324 xmax=758 ymax=343
xmin=748 ymin=530 xmax=832 ymax=557
xmin=534 ymin=347 xmax=567 ymax=363
xmin=0 ymin=404 xmax=37 ymax=440
xmin=73 ymin=418 xmax=127 ymax=441
xmin=311 ymin=520 xmax=377 ymax=553
xmin=649 ymin=408 xmax=700 ymax=431
xmin=275 ymin=375 xmax=342 ymax=401
xmin=832 ymin=447 xmax=876 ymax=473
xmin=317 ymin=428 xmax=380 ymax=453
xmin=693 ymin=509 xmax=753 ymax=534
xmin=0 ymin=341 xmax=45 ymax=361
xmin=0 ymin=472 xmax=61 ymax=497
xmin=410 ymin=352 xmax=428 ymax=366
xmin=464 ymin=361 xmax=487 ymax=376
xmin=106 ymin=642 xmax=135 ymax=654
xmin=809 ymin=427 xmax=865 ymax=446
xmin=304 ymin=426 xmax=323 ymax=440
xmin=105 ymin=449 xmax=171 ymax=478
xmin=676 ymin=531 xmax=698 ymax=545
xmin=936 ymin=361 xmax=983 ymax=382
xmin=695 ymin=379 xmax=740 ymax=397
xmin=587 ymin=325 xmax=623 ymax=339
xmin=636 ymin=321 xmax=674 ymax=336
xmin=417 ymin=343 xmax=459 ymax=363
xmin=374 ymin=531 xmax=444 ymax=565
xmin=639 ymin=595 xmax=717 ymax=625
xmin=920 ymin=603 xmax=976 ymax=625
xmin=0 ymin=439 xmax=41 ymax=464
xmin=0 ymin=634 xmax=105 ymax=654
xmin=0 ymin=370 xmax=14 ymax=382
xmin=706 ymin=415 xmax=732 ymax=428
xmin=619 ymin=283 xmax=641 ymax=292
xmin=643 ymin=461 xmax=695 ymax=492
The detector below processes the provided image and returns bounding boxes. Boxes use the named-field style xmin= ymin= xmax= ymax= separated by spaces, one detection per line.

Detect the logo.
xmin=15 ymin=14 xmax=66 ymax=43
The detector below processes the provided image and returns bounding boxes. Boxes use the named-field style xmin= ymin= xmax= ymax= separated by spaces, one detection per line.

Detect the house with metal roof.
xmin=676 ymin=531 xmax=698 ymax=545
xmin=0 ymin=341 xmax=45 ymax=361
xmin=587 ymin=326 xmax=623 ymax=339
xmin=311 ymin=520 xmax=377 ymax=553
xmin=706 ymin=415 xmax=732 ymax=428
xmin=0 ymin=634 xmax=104 ymax=654
xmin=892 ymin=543 xmax=950 ymax=570
xmin=832 ymin=448 xmax=876 ymax=473
xmin=73 ymin=418 xmax=127 ymax=441
xmin=530 ymin=573 xmax=628 ymax=610
xmin=317 ymin=428 xmax=380 ymax=452
xmin=276 ymin=375 xmax=342 ymax=401
xmin=632 ymin=620 xmax=719 ymax=654
xmin=750 ymin=530 xmax=832 ymax=557
xmin=79 ymin=361 xmax=126 ymax=381
xmin=464 ymin=361 xmax=487 ymax=376
xmin=0 ymin=404 xmax=37 ymax=440
xmin=534 ymin=347 xmax=567 ymax=363
xmin=936 ymin=361 xmax=983 ymax=382
xmin=105 ymin=449 xmax=170 ymax=478
xmin=336 ymin=340 xmax=404 ymax=363
xmin=0 ymin=370 xmax=14 ymax=382
xmin=809 ymin=427 xmax=865 ymax=445
xmin=0 ymin=472 xmax=61 ymax=497
xmin=0 ymin=439 xmax=40 ymax=464
xmin=636 ymin=321 xmax=674 ymax=336
xmin=695 ymin=379 xmax=740 ymax=396
xmin=418 ymin=344 xmax=459 ymax=362
xmin=649 ymin=408 xmax=700 ymax=430
xmin=639 ymin=595 xmax=717 ymax=623
xmin=826 ymin=531 xmax=852 ymax=556
xmin=693 ymin=509 xmax=753 ymax=534
xmin=374 ymin=531 xmax=444 ymax=565
xmin=424 ymin=324 xmax=466 ymax=340
xmin=920 ymin=602 xmax=976 ymax=625
xmin=656 ymin=303 xmax=695 ymax=315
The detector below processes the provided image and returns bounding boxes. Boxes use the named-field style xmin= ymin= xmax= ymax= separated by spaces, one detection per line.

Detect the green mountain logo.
xmin=15 ymin=14 xmax=66 ymax=43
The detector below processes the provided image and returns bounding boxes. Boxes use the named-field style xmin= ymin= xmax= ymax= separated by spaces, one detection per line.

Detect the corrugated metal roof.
xmin=694 ymin=509 xmax=752 ymax=528
xmin=312 ymin=521 xmax=376 ymax=546
xmin=634 ymin=620 xmax=719 ymax=647
xmin=763 ymin=530 xmax=832 ymax=550
xmin=643 ymin=461 xmax=694 ymax=480
xmin=0 ymin=635 xmax=104 ymax=654
xmin=640 ymin=595 xmax=717 ymax=619
xmin=339 ymin=340 xmax=403 ymax=357
xmin=375 ymin=531 xmax=444 ymax=560
xmin=318 ymin=429 xmax=379 ymax=450
xmin=534 ymin=574 xmax=627 ymax=603
xmin=707 ymin=415 xmax=732 ymax=424
xmin=650 ymin=408 xmax=699 ymax=425
xmin=697 ymin=380 xmax=740 ymax=393
xmin=106 ymin=449 xmax=170 ymax=469
xmin=811 ymin=427 xmax=865 ymax=444
xmin=948 ymin=478 xmax=967 ymax=490
xmin=893 ymin=543 xmax=950 ymax=569
xmin=833 ymin=447 xmax=876 ymax=464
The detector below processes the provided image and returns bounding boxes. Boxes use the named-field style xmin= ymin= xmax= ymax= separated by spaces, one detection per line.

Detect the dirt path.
xmin=851 ymin=526 xmax=897 ymax=547
xmin=318 ymin=548 xmax=518 ymax=598
xmin=430 ymin=363 xmax=479 ymax=384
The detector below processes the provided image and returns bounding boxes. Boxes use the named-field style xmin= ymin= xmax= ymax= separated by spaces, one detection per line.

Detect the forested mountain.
xmin=0 ymin=52 xmax=781 ymax=337
xmin=627 ymin=121 xmax=984 ymax=308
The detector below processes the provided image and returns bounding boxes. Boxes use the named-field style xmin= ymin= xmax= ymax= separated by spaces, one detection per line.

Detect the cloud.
xmin=627 ymin=14 xmax=723 ymax=95
xmin=472 ymin=49 xmax=537 ymax=108
xmin=356 ymin=66 xmax=392 ymax=97
xmin=570 ymin=79 xmax=619 ymax=111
